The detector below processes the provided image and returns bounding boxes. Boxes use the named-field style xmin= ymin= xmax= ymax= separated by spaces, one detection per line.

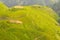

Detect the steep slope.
xmin=0 ymin=4 xmax=60 ymax=40
xmin=52 ymin=1 xmax=60 ymax=23
xmin=0 ymin=2 xmax=8 ymax=14
xmin=0 ymin=2 xmax=8 ymax=10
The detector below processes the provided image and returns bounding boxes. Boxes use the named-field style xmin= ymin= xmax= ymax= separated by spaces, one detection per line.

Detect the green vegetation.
xmin=0 ymin=2 xmax=60 ymax=40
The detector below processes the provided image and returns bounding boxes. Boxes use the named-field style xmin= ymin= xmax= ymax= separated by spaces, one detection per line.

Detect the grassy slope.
xmin=0 ymin=3 xmax=60 ymax=40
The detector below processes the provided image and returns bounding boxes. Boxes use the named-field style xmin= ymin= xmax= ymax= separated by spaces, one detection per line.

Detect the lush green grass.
xmin=0 ymin=2 xmax=60 ymax=40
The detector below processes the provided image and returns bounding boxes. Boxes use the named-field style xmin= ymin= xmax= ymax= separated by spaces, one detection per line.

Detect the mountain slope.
xmin=0 ymin=0 xmax=59 ymax=7
xmin=0 ymin=3 xmax=60 ymax=40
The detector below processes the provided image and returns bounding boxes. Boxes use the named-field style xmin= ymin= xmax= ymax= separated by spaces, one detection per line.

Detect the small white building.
xmin=13 ymin=6 xmax=24 ymax=8
xmin=8 ymin=20 xmax=23 ymax=24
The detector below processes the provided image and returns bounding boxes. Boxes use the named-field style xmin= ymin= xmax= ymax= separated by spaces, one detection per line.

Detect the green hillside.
xmin=0 ymin=2 xmax=9 ymax=18
xmin=0 ymin=3 xmax=60 ymax=40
